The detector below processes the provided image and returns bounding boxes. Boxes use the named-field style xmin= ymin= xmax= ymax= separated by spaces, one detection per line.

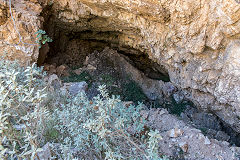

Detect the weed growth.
xmin=122 ymin=80 xmax=148 ymax=103
xmin=61 ymin=71 xmax=92 ymax=83
xmin=0 ymin=59 xmax=168 ymax=159
xmin=35 ymin=29 xmax=53 ymax=48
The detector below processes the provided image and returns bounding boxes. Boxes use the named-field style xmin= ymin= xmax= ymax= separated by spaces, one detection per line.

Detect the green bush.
xmin=0 ymin=59 xmax=167 ymax=160
xmin=54 ymin=85 xmax=163 ymax=159
xmin=53 ymin=85 xmax=165 ymax=160
xmin=0 ymin=59 xmax=50 ymax=159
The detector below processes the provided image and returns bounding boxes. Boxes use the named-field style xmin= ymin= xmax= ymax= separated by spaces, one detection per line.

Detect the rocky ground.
xmin=43 ymin=47 xmax=240 ymax=160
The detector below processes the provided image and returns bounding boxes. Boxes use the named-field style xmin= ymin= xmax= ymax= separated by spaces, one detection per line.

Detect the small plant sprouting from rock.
xmin=35 ymin=29 xmax=53 ymax=48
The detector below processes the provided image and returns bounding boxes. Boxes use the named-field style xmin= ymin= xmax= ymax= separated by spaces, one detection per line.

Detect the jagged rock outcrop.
xmin=0 ymin=0 xmax=42 ymax=63
xmin=1 ymin=0 xmax=240 ymax=134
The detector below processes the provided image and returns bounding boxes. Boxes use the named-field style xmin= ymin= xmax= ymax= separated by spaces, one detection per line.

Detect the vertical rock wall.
xmin=0 ymin=0 xmax=42 ymax=64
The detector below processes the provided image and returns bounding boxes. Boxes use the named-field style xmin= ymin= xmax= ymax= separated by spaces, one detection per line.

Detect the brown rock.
xmin=48 ymin=64 xmax=56 ymax=74
xmin=123 ymin=101 xmax=134 ymax=108
xmin=167 ymin=128 xmax=184 ymax=138
xmin=73 ymin=68 xmax=83 ymax=75
xmin=179 ymin=142 xmax=188 ymax=153
xmin=43 ymin=63 xmax=50 ymax=71
xmin=0 ymin=4 xmax=8 ymax=25
xmin=56 ymin=64 xmax=70 ymax=77
xmin=0 ymin=0 xmax=42 ymax=64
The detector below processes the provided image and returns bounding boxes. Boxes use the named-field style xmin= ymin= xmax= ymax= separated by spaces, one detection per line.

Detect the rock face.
xmin=145 ymin=108 xmax=240 ymax=160
xmin=0 ymin=0 xmax=42 ymax=64
xmin=1 ymin=0 xmax=240 ymax=134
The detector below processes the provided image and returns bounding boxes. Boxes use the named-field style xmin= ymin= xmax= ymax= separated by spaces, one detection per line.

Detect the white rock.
xmin=47 ymin=74 xmax=62 ymax=91
xmin=167 ymin=128 xmax=184 ymax=138
xmin=37 ymin=143 xmax=51 ymax=160
xmin=13 ymin=124 xmax=26 ymax=130
xmin=173 ymin=91 xmax=184 ymax=103
xmin=204 ymin=137 xmax=211 ymax=145
xmin=84 ymin=56 xmax=89 ymax=66
xmin=159 ymin=109 xmax=168 ymax=115
xmin=63 ymin=81 xmax=88 ymax=95
xmin=86 ymin=64 xmax=97 ymax=70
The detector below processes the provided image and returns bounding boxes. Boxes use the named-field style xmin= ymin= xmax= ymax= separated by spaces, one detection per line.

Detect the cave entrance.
xmin=39 ymin=29 xmax=170 ymax=82
xmin=37 ymin=11 xmax=171 ymax=103
xmin=37 ymin=11 xmax=240 ymax=147
xmin=38 ymin=22 xmax=171 ymax=103
xmin=37 ymin=5 xmax=170 ymax=83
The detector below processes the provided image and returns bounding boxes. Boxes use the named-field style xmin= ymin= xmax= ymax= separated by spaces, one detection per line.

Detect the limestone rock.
xmin=46 ymin=74 xmax=61 ymax=91
xmin=173 ymin=91 xmax=184 ymax=104
xmin=204 ymin=137 xmax=211 ymax=145
xmin=0 ymin=0 xmax=42 ymax=64
xmin=146 ymin=109 xmax=240 ymax=160
xmin=179 ymin=142 xmax=188 ymax=153
xmin=140 ymin=110 xmax=149 ymax=120
xmin=0 ymin=3 xmax=8 ymax=25
xmin=1 ymin=0 xmax=240 ymax=134
xmin=62 ymin=82 xmax=88 ymax=95
xmin=56 ymin=64 xmax=70 ymax=77
xmin=37 ymin=143 xmax=51 ymax=160
xmin=191 ymin=112 xmax=221 ymax=131
xmin=86 ymin=64 xmax=97 ymax=70
xmin=48 ymin=65 xmax=57 ymax=75
xmin=215 ymin=131 xmax=230 ymax=142
xmin=167 ymin=128 xmax=184 ymax=138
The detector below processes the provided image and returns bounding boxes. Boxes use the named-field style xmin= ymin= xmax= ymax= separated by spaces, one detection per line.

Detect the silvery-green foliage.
xmin=0 ymin=59 xmax=168 ymax=160
xmin=54 ymin=85 xmax=166 ymax=160
xmin=0 ymin=59 xmax=49 ymax=159
xmin=147 ymin=130 xmax=163 ymax=160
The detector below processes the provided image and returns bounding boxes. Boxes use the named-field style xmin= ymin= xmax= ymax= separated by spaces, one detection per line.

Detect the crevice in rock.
xmin=118 ymin=51 xmax=170 ymax=82
xmin=219 ymin=119 xmax=240 ymax=146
